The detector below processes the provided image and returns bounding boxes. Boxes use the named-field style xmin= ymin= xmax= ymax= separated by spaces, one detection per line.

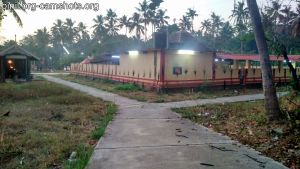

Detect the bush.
xmin=113 ymin=84 xmax=142 ymax=91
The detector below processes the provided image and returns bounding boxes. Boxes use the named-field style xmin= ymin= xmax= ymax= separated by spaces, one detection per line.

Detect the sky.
xmin=0 ymin=0 xmax=296 ymax=43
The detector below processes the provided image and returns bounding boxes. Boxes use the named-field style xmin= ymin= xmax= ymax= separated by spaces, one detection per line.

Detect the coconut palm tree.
xmin=35 ymin=27 xmax=50 ymax=48
xmin=246 ymin=0 xmax=280 ymax=121
xmin=105 ymin=8 xmax=119 ymax=36
xmin=129 ymin=12 xmax=145 ymax=40
xmin=265 ymin=0 xmax=282 ymax=28
xmin=230 ymin=0 xmax=249 ymax=26
xmin=155 ymin=9 xmax=169 ymax=29
xmin=279 ymin=5 xmax=297 ymax=35
xmin=230 ymin=0 xmax=249 ymax=53
xmin=51 ymin=19 xmax=66 ymax=46
xmin=1 ymin=0 xmax=26 ymax=27
xmin=200 ymin=19 xmax=212 ymax=36
xmin=76 ymin=22 xmax=90 ymax=41
xmin=210 ymin=12 xmax=223 ymax=48
xmin=136 ymin=0 xmax=150 ymax=40
xmin=179 ymin=15 xmax=191 ymax=32
xmin=149 ymin=0 xmax=163 ymax=10
xmin=119 ymin=15 xmax=130 ymax=36
xmin=92 ymin=15 xmax=107 ymax=42
xmin=186 ymin=8 xmax=198 ymax=33
xmin=64 ymin=18 xmax=76 ymax=45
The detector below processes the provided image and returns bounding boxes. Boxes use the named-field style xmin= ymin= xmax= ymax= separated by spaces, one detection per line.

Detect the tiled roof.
xmin=0 ymin=44 xmax=39 ymax=60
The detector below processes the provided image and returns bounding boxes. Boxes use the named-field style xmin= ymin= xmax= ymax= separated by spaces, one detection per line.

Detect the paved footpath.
xmin=43 ymin=75 xmax=287 ymax=169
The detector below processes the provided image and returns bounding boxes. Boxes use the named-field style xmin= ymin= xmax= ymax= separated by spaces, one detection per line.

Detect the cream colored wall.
xmin=164 ymin=50 xmax=213 ymax=81
xmin=247 ymin=69 xmax=262 ymax=78
xmin=215 ymin=63 xmax=232 ymax=79
xmin=119 ymin=51 xmax=160 ymax=80
xmin=71 ymin=58 xmax=300 ymax=86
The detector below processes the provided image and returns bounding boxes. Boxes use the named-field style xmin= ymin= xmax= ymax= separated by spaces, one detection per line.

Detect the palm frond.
xmin=9 ymin=8 xmax=23 ymax=26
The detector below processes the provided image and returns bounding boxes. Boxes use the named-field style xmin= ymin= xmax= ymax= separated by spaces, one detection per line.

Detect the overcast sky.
xmin=0 ymin=0 xmax=296 ymax=43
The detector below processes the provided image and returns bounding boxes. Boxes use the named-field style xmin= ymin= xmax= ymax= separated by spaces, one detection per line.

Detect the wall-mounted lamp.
xmin=178 ymin=50 xmax=195 ymax=55
xmin=214 ymin=58 xmax=219 ymax=62
xmin=112 ymin=55 xmax=120 ymax=59
xmin=129 ymin=51 xmax=139 ymax=56
xmin=7 ymin=60 xmax=13 ymax=64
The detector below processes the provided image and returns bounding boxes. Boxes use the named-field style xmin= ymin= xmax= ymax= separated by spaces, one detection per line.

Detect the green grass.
xmin=53 ymin=74 xmax=266 ymax=103
xmin=63 ymin=145 xmax=93 ymax=169
xmin=0 ymin=80 xmax=117 ymax=169
xmin=113 ymin=84 xmax=142 ymax=91
xmin=91 ymin=104 xmax=117 ymax=139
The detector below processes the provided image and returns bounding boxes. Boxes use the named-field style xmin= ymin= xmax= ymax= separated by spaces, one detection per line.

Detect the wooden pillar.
xmin=25 ymin=57 xmax=28 ymax=78
xmin=159 ymin=49 xmax=165 ymax=89
xmin=1 ymin=56 xmax=5 ymax=82
xmin=246 ymin=60 xmax=251 ymax=69
xmin=233 ymin=60 xmax=239 ymax=69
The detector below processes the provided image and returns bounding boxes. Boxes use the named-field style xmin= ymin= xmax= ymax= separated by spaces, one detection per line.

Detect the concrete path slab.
xmin=90 ymin=144 xmax=283 ymax=169
xmin=42 ymin=75 xmax=288 ymax=169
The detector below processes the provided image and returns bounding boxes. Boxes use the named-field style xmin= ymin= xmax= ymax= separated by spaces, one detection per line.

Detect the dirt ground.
xmin=0 ymin=80 xmax=116 ymax=169
xmin=174 ymin=92 xmax=300 ymax=168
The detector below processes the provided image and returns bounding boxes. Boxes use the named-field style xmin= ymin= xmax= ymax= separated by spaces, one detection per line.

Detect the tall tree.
xmin=64 ymin=18 xmax=76 ymax=45
xmin=136 ymin=0 xmax=150 ymax=40
xmin=246 ymin=0 xmax=280 ymax=121
xmin=119 ymin=15 xmax=130 ymax=36
xmin=210 ymin=12 xmax=223 ymax=49
xmin=179 ymin=15 xmax=191 ymax=32
xmin=51 ymin=19 xmax=66 ymax=47
xmin=219 ymin=21 xmax=235 ymax=51
xmin=200 ymin=19 xmax=212 ymax=36
xmin=35 ymin=27 xmax=50 ymax=48
xmin=155 ymin=9 xmax=169 ymax=29
xmin=149 ymin=0 xmax=163 ymax=10
xmin=105 ymin=8 xmax=119 ymax=36
xmin=230 ymin=0 xmax=249 ymax=53
xmin=129 ymin=12 xmax=145 ymax=40
xmin=1 ymin=0 xmax=26 ymax=27
xmin=265 ymin=0 xmax=282 ymax=32
xmin=186 ymin=8 xmax=198 ymax=33
xmin=92 ymin=15 xmax=107 ymax=42
xmin=76 ymin=22 xmax=90 ymax=41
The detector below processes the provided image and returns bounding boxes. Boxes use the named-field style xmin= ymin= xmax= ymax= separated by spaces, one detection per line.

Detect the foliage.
xmin=91 ymin=104 xmax=117 ymax=139
xmin=114 ymin=83 xmax=142 ymax=91
xmin=281 ymin=91 xmax=300 ymax=132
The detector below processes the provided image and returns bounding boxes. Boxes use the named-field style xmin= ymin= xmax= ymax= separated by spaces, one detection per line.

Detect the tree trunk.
xmin=282 ymin=47 xmax=300 ymax=90
xmin=247 ymin=0 xmax=280 ymax=121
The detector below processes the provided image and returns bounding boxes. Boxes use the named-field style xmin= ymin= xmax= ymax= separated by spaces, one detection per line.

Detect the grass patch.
xmin=63 ymin=144 xmax=93 ymax=169
xmin=173 ymin=93 xmax=300 ymax=168
xmin=53 ymin=74 xmax=266 ymax=103
xmin=114 ymin=84 xmax=142 ymax=91
xmin=91 ymin=104 xmax=117 ymax=139
xmin=0 ymin=80 xmax=116 ymax=169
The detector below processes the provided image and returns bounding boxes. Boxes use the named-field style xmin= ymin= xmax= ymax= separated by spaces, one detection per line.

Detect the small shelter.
xmin=0 ymin=44 xmax=39 ymax=82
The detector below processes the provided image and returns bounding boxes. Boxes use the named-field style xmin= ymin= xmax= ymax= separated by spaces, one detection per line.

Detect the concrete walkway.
xmin=43 ymin=75 xmax=287 ymax=169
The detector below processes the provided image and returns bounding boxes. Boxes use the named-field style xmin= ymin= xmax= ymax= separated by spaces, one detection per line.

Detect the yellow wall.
xmin=70 ymin=53 xmax=300 ymax=86
xmin=164 ymin=50 xmax=213 ymax=81
xmin=119 ymin=51 xmax=160 ymax=80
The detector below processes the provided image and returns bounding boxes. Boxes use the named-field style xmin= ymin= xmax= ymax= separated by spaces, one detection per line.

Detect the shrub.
xmin=113 ymin=84 xmax=142 ymax=91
